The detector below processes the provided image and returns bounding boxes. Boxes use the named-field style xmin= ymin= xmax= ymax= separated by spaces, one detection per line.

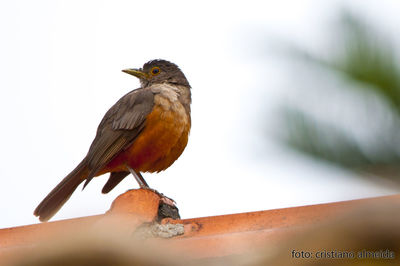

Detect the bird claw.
xmin=132 ymin=187 xmax=177 ymax=207
xmin=150 ymin=189 xmax=176 ymax=206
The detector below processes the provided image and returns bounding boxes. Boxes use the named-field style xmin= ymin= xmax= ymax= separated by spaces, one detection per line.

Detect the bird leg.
xmin=125 ymin=165 xmax=176 ymax=207
xmin=126 ymin=165 xmax=149 ymax=188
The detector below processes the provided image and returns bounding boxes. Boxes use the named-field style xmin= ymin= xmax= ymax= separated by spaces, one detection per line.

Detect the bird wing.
xmin=83 ymin=88 xmax=154 ymax=188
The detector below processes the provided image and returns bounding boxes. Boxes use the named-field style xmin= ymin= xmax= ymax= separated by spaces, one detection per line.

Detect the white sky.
xmin=0 ymin=0 xmax=399 ymax=228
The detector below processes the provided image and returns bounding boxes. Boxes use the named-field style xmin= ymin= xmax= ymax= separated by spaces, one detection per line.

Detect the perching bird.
xmin=34 ymin=59 xmax=191 ymax=222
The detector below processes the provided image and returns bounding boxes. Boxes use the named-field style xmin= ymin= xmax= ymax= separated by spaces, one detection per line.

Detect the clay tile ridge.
xmin=0 ymin=189 xmax=399 ymax=260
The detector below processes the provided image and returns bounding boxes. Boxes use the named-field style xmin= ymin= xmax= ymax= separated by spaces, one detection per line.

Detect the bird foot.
xmin=127 ymin=187 xmax=177 ymax=207
xmin=144 ymin=188 xmax=176 ymax=207
xmin=138 ymin=187 xmax=180 ymax=220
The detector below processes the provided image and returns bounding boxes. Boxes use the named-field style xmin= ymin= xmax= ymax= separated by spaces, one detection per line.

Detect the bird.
xmin=34 ymin=59 xmax=191 ymax=222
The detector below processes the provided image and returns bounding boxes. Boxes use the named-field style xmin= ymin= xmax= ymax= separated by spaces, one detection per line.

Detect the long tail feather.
xmin=34 ymin=160 xmax=88 ymax=222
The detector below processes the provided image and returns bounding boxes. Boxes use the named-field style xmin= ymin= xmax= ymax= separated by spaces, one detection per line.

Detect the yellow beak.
xmin=122 ymin=68 xmax=149 ymax=79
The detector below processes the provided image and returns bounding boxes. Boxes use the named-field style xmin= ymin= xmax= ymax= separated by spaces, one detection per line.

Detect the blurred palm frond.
xmin=280 ymin=10 xmax=400 ymax=181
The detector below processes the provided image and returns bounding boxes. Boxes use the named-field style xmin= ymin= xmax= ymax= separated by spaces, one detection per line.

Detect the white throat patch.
xmin=150 ymin=83 xmax=180 ymax=102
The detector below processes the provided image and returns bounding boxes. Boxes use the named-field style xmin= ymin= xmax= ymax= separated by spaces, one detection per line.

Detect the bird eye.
xmin=151 ymin=67 xmax=160 ymax=75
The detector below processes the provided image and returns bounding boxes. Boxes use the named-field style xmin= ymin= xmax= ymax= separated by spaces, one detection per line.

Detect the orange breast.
xmin=103 ymin=98 xmax=190 ymax=174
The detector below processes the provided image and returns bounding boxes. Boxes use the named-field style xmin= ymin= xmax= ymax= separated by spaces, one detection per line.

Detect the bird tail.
xmin=34 ymin=160 xmax=89 ymax=222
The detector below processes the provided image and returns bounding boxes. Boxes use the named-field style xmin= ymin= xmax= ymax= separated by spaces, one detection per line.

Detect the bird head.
xmin=122 ymin=59 xmax=190 ymax=88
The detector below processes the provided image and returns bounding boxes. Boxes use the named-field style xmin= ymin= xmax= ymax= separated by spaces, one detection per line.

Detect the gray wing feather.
xmin=82 ymin=88 xmax=154 ymax=188
xmin=112 ymin=89 xmax=154 ymax=130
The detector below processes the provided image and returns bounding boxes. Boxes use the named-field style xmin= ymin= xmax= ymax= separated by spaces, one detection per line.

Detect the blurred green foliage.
xmin=281 ymin=10 xmax=400 ymax=181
